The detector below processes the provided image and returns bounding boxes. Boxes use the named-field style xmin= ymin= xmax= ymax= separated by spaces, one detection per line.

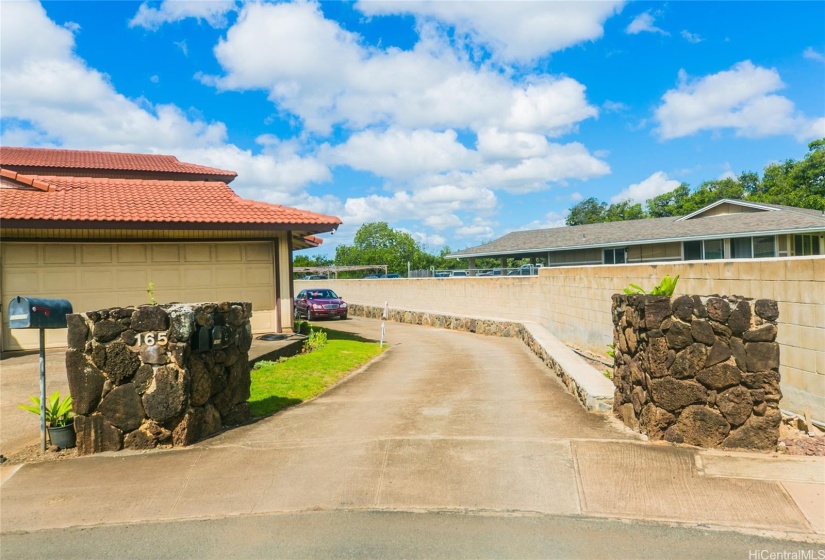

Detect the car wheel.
xmin=341 ymin=313 xmax=348 ymax=320
xmin=307 ymin=308 xmax=314 ymax=321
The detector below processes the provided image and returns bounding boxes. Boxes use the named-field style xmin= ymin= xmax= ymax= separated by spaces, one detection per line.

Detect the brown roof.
xmin=0 ymin=147 xmax=237 ymax=182
xmin=450 ymin=200 xmax=825 ymax=258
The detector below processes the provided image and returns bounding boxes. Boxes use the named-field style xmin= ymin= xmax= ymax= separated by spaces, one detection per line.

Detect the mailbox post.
xmin=8 ymin=297 xmax=73 ymax=453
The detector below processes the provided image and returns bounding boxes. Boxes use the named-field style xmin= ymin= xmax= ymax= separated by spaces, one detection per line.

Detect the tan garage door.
xmin=1 ymin=241 xmax=276 ymax=351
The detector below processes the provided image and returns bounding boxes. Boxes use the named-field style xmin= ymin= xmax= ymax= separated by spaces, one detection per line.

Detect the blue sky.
xmin=2 ymin=1 xmax=823 ymax=257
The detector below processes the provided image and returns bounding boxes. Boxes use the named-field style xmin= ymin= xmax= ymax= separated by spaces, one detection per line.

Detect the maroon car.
xmin=294 ymin=288 xmax=348 ymax=321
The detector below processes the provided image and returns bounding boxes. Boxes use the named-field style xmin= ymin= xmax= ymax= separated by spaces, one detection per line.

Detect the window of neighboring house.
xmin=793 ymin=234 xmax=822 ymax=256
xmin=730 ymin=237 xmax=753 ymax=259
xmin=683 ymin=240 xmax=702 ymax=261
xmin=603 ymin=248 xmax=626 ymax=264
xmin=704 ymin=239 xmax=724 ymax=260
xmin=753 ymin=236 xmax=776 ymax=258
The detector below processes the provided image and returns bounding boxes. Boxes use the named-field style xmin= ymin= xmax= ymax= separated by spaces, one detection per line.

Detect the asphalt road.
xmin=3 ymin=510 xmax=819 ymax=560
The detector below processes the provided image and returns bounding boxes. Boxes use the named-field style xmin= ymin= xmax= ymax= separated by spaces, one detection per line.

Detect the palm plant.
xmin=19 ymin=391 xmax=74 ymax=427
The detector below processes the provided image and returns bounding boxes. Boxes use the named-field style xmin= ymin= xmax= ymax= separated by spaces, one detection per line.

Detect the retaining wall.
xmin=298 ymin=256 xmax=824 ymax=420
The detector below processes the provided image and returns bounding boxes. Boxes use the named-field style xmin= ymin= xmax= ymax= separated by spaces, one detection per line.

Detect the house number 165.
xmin=136 ymin=332 xmax=168 ymax=346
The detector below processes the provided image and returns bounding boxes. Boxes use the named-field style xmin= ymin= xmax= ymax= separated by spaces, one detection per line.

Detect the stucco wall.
xmin=298 ymin=256 xmax=824 ymax=420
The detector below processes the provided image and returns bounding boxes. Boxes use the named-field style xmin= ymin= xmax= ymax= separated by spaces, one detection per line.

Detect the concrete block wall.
xmin=299 ymin=255 xmax=824 ymax=420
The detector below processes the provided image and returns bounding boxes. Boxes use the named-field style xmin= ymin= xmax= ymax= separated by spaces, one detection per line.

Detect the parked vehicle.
xmin=450 ymin=270 xmax=468 ymax=277
xmin=433 ymin=271 xmax=450 ymax=278
xmin=294 ymin=288 xmax=348 ymax=320
xmin=379 ymin=273 xmax=402 ymax=279
xmin=302 ymin=275 xmax=328 ymax=280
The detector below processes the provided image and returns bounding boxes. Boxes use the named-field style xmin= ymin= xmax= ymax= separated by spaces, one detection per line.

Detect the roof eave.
xmin=446 ymin=225 xmax=825 ymax=259
xmin=0 ymin=218 xmax=341 ymax=234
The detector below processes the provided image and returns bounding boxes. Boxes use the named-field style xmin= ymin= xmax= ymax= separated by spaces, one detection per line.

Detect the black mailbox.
xmin=211 ymin=325 xmax=224 ymax=348
xmin=8 ymin=297 xmax=73 ymax=329
xmin=193 ymin=325 xmax=212 ymax=352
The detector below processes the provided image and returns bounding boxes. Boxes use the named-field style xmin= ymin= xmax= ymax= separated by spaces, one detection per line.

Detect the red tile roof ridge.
xmin=0 ymin=146 xmax=237 ymax=179
xmin=0 ymin=168 xmax=54 ymax=192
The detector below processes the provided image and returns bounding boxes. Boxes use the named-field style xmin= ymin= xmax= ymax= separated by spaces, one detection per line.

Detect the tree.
xmin=604 ymin=200 xmax=646 ymax=222
xmin=645 ymin=183 xmax=691 ymax=217
xmin=566 ymin=197 xmax=607 ymax=225
xmin=750 ymin=139 xmax=825 ymax=210
xmin=293 ymin=254 xmax=333 ymax=267
xmin=334 ymin=222 xmax=432 ymax=275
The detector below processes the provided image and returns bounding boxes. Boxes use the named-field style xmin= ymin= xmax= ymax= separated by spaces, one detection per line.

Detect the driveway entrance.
xmin=0 ymin=318 xmax=816 ymax=538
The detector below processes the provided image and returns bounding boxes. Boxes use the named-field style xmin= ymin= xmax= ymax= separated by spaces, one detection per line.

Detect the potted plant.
xmin=18 ymin=391 xmax=76 ymax=449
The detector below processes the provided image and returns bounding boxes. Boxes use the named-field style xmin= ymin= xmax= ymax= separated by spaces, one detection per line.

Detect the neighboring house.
xmin=448 ymin=199 xmax=825 ymax=268
xmin=0 ymin=147 xmax=341 ymax=351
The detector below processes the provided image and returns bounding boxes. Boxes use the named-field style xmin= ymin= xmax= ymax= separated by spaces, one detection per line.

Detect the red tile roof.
xmin=0 ymin=147 xmax=237 ymax=181
xmin=1 ymin=173 xmax=341 ymax=231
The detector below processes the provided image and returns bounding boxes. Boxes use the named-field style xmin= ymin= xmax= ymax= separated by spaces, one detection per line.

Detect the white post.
xmin=380 ymin=301 xmax=388 ymax=347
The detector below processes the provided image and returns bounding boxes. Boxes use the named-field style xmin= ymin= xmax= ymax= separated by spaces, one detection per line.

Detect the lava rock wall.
xmin=65 ymin=302 xmax=253 ymax=455
xmin=612 ymin=294 xmax=782 ymax=450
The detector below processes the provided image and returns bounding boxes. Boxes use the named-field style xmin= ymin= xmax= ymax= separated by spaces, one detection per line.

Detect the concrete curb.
xmin=348 ymin=305 xmax=614 ymax=413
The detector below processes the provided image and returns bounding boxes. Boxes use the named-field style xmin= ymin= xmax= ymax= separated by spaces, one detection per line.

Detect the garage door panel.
xmin=150 ymin=268 xmax=181 ymax=288
xmin=152 ymin=245 xmax=180 ymax=262
xmin=246 ymin=265 xmax=273 ymax=286
xmin=116 ymin=269 xmax=148 ymax=290
xmin=81 ymin=269 xmax=113 ymax=291
xmin=216 ymin=244 xmax=243 ymax=262
xmin=44 ymin=245 xmax=77 ymax=264
xmin=44 ymin=270 xmax=78 ymax=291
xmin=184 ymin=245 xmax=211 ymax=262
xmin=245 ymin=243 xmax=272 ymax=262
xmin=250 ymin=312 xmax=273 ymax=332
xmin=216 ymin=268 xmax=243 ymax=287
xmin=183 ymin=268 xmax=214 ymax=287
xmin=3 ymin=244 xmax=39 ymax=264
xmin=245 ymin=287 xmax=274 ymax=309
xmin=117 ymin=245 xmax=147 ymax=263
xmin=4 ymin=271 xmax=40 ymax=293
xmin=81 ymin=245 xmax=113 ymax=264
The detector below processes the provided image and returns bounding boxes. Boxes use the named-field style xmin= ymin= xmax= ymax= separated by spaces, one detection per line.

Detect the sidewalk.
xmin=1 ymin=318 xmax=822 ymax=541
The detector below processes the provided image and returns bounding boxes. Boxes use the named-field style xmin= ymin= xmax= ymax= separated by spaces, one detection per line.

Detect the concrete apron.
xmin=1 ymin=318 xmax=822 ymax=540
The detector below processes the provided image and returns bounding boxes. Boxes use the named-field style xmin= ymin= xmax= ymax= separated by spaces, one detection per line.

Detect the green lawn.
xmin=249 ymin=325 xmax=385 ymax=417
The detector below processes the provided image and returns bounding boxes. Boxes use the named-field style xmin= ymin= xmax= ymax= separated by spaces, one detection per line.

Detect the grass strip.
xmin=249 ymin=325 xmax=385 ymax=417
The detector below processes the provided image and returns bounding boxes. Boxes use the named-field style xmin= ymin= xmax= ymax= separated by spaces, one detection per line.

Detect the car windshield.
xmin=307 ymin=290 xmax=338 ymax=299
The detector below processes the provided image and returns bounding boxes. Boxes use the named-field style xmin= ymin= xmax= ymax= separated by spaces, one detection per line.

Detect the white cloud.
xmin=63 ymin=21 xmax=81 ymax=32
xmin=325 ymin=128 xmax=478 ymax=180
xmin=455 ymin=224 xmax=495 ymax=239
xmin=129 ymin=0 xmax=237 ymax=30
xmin=462 ymin=142 xmax=611 ymax=194
xmin=355 ymin=1 xmax=625 ymax=64
xmin=150 ymin=75 xmax=160 ymax=83
xmin=208 ymin=2 xmax=598 ymax=135
xmin=803 ymin=47 xmax=825 ymax=63
xmin=519 ymin=211 xmax=567 ymax=231
xmin=655 ymin=61 xmax=824 ymax=141
xmin=0 ymin=1 xmax=331 ymax=213
xmin=602 ymin=100 xmax=629 ymax=113
xmin=339 ymin=184 xmax=498 ymax=238
xmin=681 ymin=30 xmax=703 ymax=43
xmin=625 ymin=12 xmax=668 ymax=36
xmin=610 ymin=171 xmax=680 ymax=204
xmin=476 ymin=128 xmax=550 ymax=160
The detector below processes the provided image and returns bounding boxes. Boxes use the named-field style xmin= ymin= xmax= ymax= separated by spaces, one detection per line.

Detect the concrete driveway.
xmin=1 ymin=318 xmax=822 ymax=541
